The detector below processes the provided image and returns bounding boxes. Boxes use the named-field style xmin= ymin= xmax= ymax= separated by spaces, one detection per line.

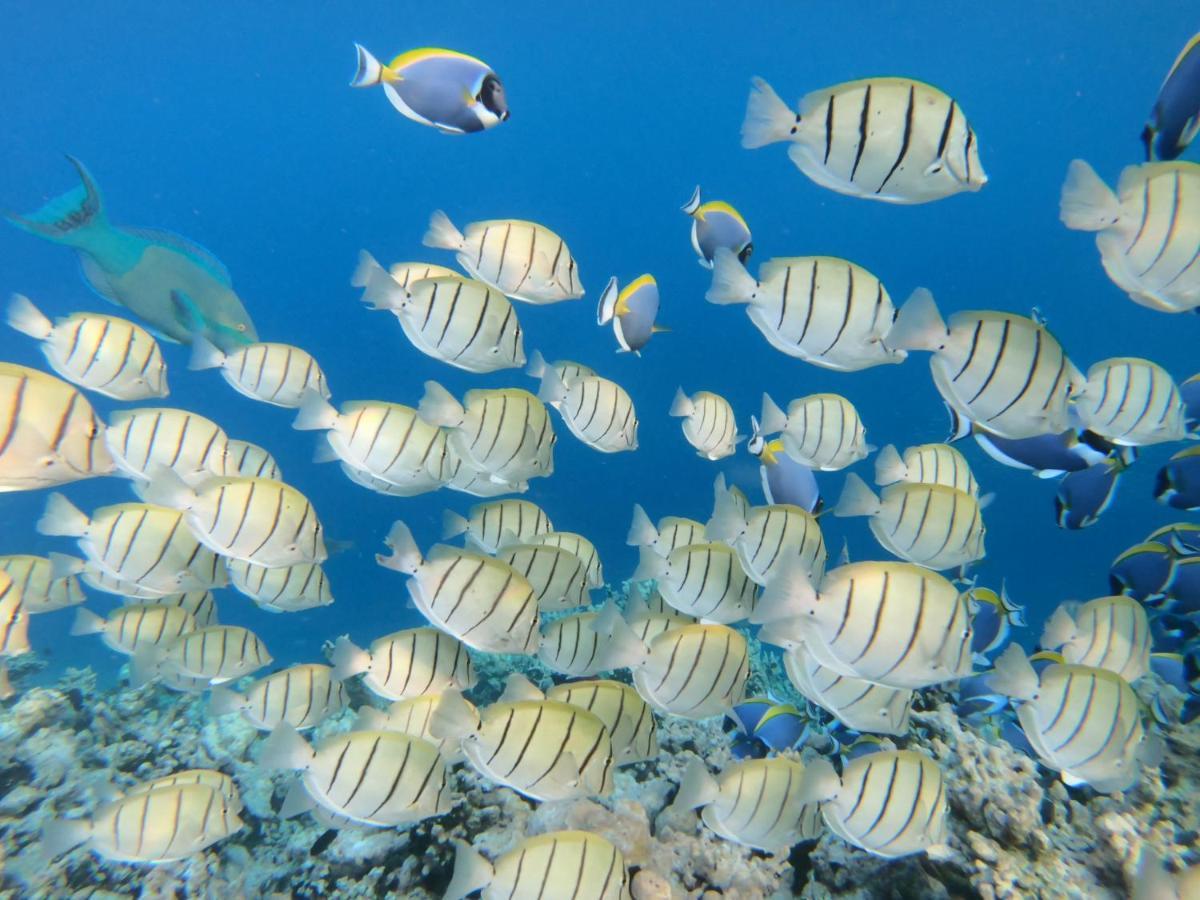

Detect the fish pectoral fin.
xmin=1181 ymin=115 xmax=1200 ymax=150
xmin=171 ymin=290 xmax=204 ymax=334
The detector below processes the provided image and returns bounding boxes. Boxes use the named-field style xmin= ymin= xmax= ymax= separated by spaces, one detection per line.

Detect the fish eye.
xmin=236 ymin=323 xmax=247 ymax=332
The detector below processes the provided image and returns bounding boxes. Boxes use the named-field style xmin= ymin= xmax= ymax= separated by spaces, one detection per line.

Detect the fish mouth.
xmin=4 ymin=155 xmax=101 ymax=236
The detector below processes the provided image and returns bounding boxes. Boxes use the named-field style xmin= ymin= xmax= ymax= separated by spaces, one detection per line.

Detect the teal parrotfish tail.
xmin=4 ymin=157 xmax=257 ymax=351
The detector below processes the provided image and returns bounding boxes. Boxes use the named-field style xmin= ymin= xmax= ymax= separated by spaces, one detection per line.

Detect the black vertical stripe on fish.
xmin=880 ymin=577 xmax=927 ymax=681
xmin=951 ymin=322 xmax=983 ymax=382
xmin=1125 ymin=179 xmax=1154 ymax=255
xmin=963 ymin=128 xmax=975 ymax=184
xmin=343 ymin=736 xmax=384 ymax=807
xmin=495 ymin=223 xmax=513 ymax=282
xmin=776 ymin=265 xmax=792 ymax=331
xmin=877 ymin=86 xmax=915 ymax=194
xmin=849 ymin=573 xmax=888 ymax=664
xmin=1137 ymin=171 xmax=1182 ymax=277
xmin=934 ymin=100 xmax=956 ymax=163
xmin=820 ymin=266 xmax=855 ymax=356
xmin=1047 ymin=673 xmax=1098 ymax=753
xmin=849 ymin=85 xmax=873 ymax=183
xmin=1073 ymin=683 xmax=1126 ymax=767
xmin=504 ymin=706 xmax=547 ymax=779
xmin=1042 ymin=671 xmax=1080 ymax=733
xmin=78 ymin=319 xmax=111 ymax=380
xmin=878 ymin=760 xmax=924 ymax=849
xmin=986 ymin=325 xmax=1042 ymax=422
xmin=437 ymin=282 xmax=465 ymax=348
xmin=823 ymin=95 xmax=835 ymax=165
xmin=858 ymin=756 xmax=901 ymax=838
xmin=967 ymin=321 xmax=1011 ymax=405
xmin=475 ymin=226 xmax=491 ymax=270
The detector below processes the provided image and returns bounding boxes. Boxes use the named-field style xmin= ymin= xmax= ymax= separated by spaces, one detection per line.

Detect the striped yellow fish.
xmin=672 ymin=757 xmax=823 ymax=851
xmin=887 ymin=290 xmax=1084 ymax=439
xmin=144 ymin=473 xmax=328 ymax=568
xmin=295 ymin=395 xmax=454 ymax=492
xmin=546 ymin=678 xmax=658 ymax=766
xmin=834 ymin=474 xmax=986 ymax=572
xmin=431 ymin=689 xmax=614 ymax=801
xmin=71 ymin=602 xmax=196 ymax=655
xmin=499 ymin=541 xmax=591 ymax=611
xmin=783 ymin=643 xmax=913 ymax=735
xmin=424 ymin=211 xmax=584 ymax=304
xmin=445 ymin=831 xmax=631 ymax=900
xmin=123 ymin=769 xmax=241 ymax=809
xmin=223 ymin=438 xmax=281 ymax=480
xmin=626 ymin=505 xmax=707 ymax=558
xmin=134 ymin=590 xmax=218 ymax=627
xmin=759 ymin=392 xmax=870 ymax=471
xmin=525 ymin=351 xmax=596 ymax=389
xmin=377 ymin=520 xmax=539 ymax=654
xmin=224 ymin=559 xmax=333 ymax=613
xmin=0 ymin=362 xmax=114 ymax=491
xmin=742 ymin=77 xmax=986 ymax=204
xmin=354 ymin=693 xmax=479 ymax=764
xmin=331 ymin=626 xmax=477 ymax=701
xmin=800 ymin=750 xmax=949 ymax=858
xmin=1041 ymin=595 xmax=1151 ymax=684
xmin=631 ymin=540 xmax=757 ymax=624
xmin=989 ymin=645 xmax=1158 ymax=793
xmin=0 ymin=571 xmax=30 ymax=658
xmin=38 ymin=494 xmax=228 ymax=594
xmin=874 ymin=442 xmax=979 ymax=496
xmin=419 ymin=382 xmax=556 ymax=485
xmin=105 ymin=407 xmax=229 ymax=485
xmin=669 ymin=388 xmax=740 ymax=460
xmin=536 ymin=367 xmax=638 ymax=454
xmin=537 ymin=609 xmax=615 ymax=676
xmin=189 ymin=336 xmax=330 ymax=408
xmin=134 ymin=624 xmax=271 ymax=687
xmin=1074 ymin=357 xmax=1188 ymax=446
xmin=706 ymin=484 xmax=826 ymax=587
xmin=442 ymin=499 xmax=553 ymax=553
xmin=43 ymin=782 xmax=243 ymax=863
xmin=261 ymin=723 xmax=454 ymax=827
xmin=626 ymin=622 xmax=749 ymax=719
xmin=0 ymin=554 xmax=85 ymax=614
xmin=1060 ymin=160 xmax=1200 ymax=313
xmin=756 ymin=560 xmax=974 ymax=689
xmin=526 ymin=531 xmax=603 ymax=588
xmin=7 ymin=295 xmax=168 ymax=400
xmin=707 ymin=251 xmax=905 ymax=371
xmin=209 ymin=663 xmax=347 ymax=731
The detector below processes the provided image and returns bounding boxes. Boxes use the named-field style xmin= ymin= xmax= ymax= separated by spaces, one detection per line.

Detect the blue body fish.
xmin=1143 ymin=32 xmax=1200 ymax=161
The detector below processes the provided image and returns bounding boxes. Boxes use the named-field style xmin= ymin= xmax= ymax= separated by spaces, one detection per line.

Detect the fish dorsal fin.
xmin=125 ymin=227 xmax=232 ymax=287
xmin=77 ymin=253 xmax=120 ymax=306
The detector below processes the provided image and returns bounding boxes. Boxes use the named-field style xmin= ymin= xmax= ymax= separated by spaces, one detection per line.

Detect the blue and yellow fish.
xmin=680 ymin=186 xmax=753 ymax=269
xmin=1142 ymin=32 xmax=1200 ymax=161
xmin=597 ymin=274 xmax=667 ymax=355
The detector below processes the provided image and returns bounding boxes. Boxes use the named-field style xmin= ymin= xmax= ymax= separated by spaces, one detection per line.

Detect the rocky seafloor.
xmin=0 ymin=643 xmax=1197 ymax=900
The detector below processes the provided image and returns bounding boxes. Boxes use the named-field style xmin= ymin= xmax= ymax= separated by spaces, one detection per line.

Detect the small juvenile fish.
xmin=988 ymin=644 xmax=1160 ymax=793
xmin=759 ymin=392 xmax=870 ymax=471
xmin=833 ymin=473 xmax=987 ymax=572
xmin=1074 ymin=357 xmax=1188 ymax=445
xmin=798 ymin=750 xmax=949 ymax=858
xmin=353 ymin=253 xmax=525 ymax=373
xmin=670 ymin=387 xmax=739 ymax=460
xmin=526 ymin=531 xmax=603 ymax=588
xmin=143 ymin=472 xmax=328 ymax=568
xmin=189 ymin=336 xmax=329 ymax=408
xmin=424 ymin=212 xmax=582 ymax=303
xmin=223 ymin=438 xmax=281 ymax=480
xmin=0 ymin=362 xmax=114 ymax=492
xmin=331 ymin=626 xmax=476 ymax=701
xmin=351 ymin=45 xmax=508 ymax=134
xmin=742 ymin=76 xmax=986 ymax=204
xmin=225 ymin=559 xmax=333 ymax=613
xmin=6 ymin=294 xmax=167 ymax=400
xmin=546 ymin=678 xmax=658 ymax=765
xmin=499 ymin=540 xmax=591 ymax=611
xmin=134 ymin=625 xmax=271 ymax=687
xmin=431 ymin=687 xmax=614 ymax=801
xmin=376 ymin=521 xmax=538 ymax=654
xmin=672 ymin=756 xmax=823 ymax=851
xmin=755 ymin=560 xmax=974 ymax=689
xmin=43 ymin=782 xmax=243 ymax=863
xmin=210 ymin=663 xmax=347 ymax=731
xmin=681 ymin=186 xmax=753 ymax=268
xmin=37 ymin=494 xmax=227 ymax=595
xmin=706 ymin=480 xmax=826 ymax=586
xmin=442 ymin=499 xmax=553 ymax=553
xmin=535 ymin=367 xmax=638 ymax=454
xmin=596 ymin=274 xmax=667 ymax=354
xmin=445 ymin=831 xmax=631 ymax=900
xmin=1060 ymin=160 xmax=1200 ymax=313
xmin=1041 ymin=595 xmax=1151 ymax=683
xmin=262 ymin=723 xmax=455 ymax=827
xmin=874 ymin=442 xmax=978 ymax=495
xmin=105 ymin=407 xmax=230 ymax=485
xmin=355 ymin=694 xmax=479 ymax=764
xmin=0 ymin=554 xmax=85 ymax=614
xmin=783 ymin=643 xmax=913 ymax=735
xmin=626 ymin=504 xmax=707 ymax=557
xmin=419 ymin=382 xmax=556 ymax=484
xmin=1143 ymin=32 xmax=1200 ymax=161
xmin=71 ymin=603 xmax=196 ymax=655
xmin=887 ymin=290 xmax=1084 ymax=438
xmin=707 ymin=249 xmax=904 ymax=371
xmin=1156 ymin=445 xmax=1200 ymax=511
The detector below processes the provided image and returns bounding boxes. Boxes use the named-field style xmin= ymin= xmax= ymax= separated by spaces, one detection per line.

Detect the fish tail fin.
xmin=680 ymin=185 xmax=703 ymax=216
xmin=885 ymin=288 xmax=947 ymax=353
xmin=37 ymin=492 xmax=89 ymax=537
xmin=873 ymin=444 xmax=906 ymax=486
xmin=47 ymin=552 xmax=85 ymax=580
xmin=705 ymin=480 xmax=747 ymax=543
xmin=1040 ymin=605 xmax=1077 ymax=650
xmin=668 ymin=387 xmax=694 ymax=418
xmin=596 ymin=276 xmax=619 ymax=325
xmin=187 ymin=334 xmax=226 ymax=371
xmin=376 ymin=519 xmax=423 ymax=574
xmin=5 ymin=156 xmax=107 ymax=247
xmin=525 ymin=349 xmax=548 ymax=379
xmin=329 ymin=636 xmax=371 ymax=680
xmin=595 ymin=600 xmax=649 ymax=670
xmin=536 ymin=365 xmax=568 ymax=405
xmin=69 ymin=608 xmax=106 ymax=637
xmin=417 ymin=380 xmax=465 ymax=427
xmin=758 ymin=393 xmax=788 ymax=435
xmin=352 ymin=706 xmax=389 ymax=731
xmin=352 ymin=251 xmax=407 ymax=310
xmin=833 ymin=473 xmax=881 ymax=518
xmin=441 ymin=509 xmax=470 ymax=540
xmin=259 ymin=722 xmax=315 ymax=771
xmin=752 ymin=559 xmax=817 ymax=624
xmin=349 ymin=44 xmax=386 ymax=87
xmin=987 ymin=644 xmax=1039 ymax=701
xmin=6 ymin=294 xmax=53 ymax=340
xmin=705 ymin=247 xmax=757 ymax=305
xmin=631 ymin=546 xmax=667 ymax=581
xmin=422 ymin=210 xmax=464 ymax=251
xmin=208 ymin=685 xmax=245 ymax=717
xmin=292 ymin=390 xmax=339 ymax=431
xmin=741 ymin=77 xmax=797 ymax=149
xmin=626 ymin=503 xmax=659 ymax=548
xmin=1059 ymin=160 xmax=1120 ymax=231
xmin=139 ymin=466 xmax=198 ymax=511
xmin=444 ymin=841 xmax=494 ymax=900
xmin=670 ymin=757 xmax=720 ymax=812
xmin=41 ymin=818 xmax=91 ymax=859
xmin=796 ymin=756 xmax=841 ymax=804
xmin=429 ymin=689 xmax=480 ymax=741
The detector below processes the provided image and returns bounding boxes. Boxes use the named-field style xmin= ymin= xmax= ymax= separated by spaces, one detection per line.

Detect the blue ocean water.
xmin=0 ymin=2 xmax=1196 ymax=682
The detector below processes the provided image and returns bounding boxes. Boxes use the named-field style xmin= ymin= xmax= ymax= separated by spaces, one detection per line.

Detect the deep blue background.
xmin=1 ymin=2 xmax=1196 ymax=681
